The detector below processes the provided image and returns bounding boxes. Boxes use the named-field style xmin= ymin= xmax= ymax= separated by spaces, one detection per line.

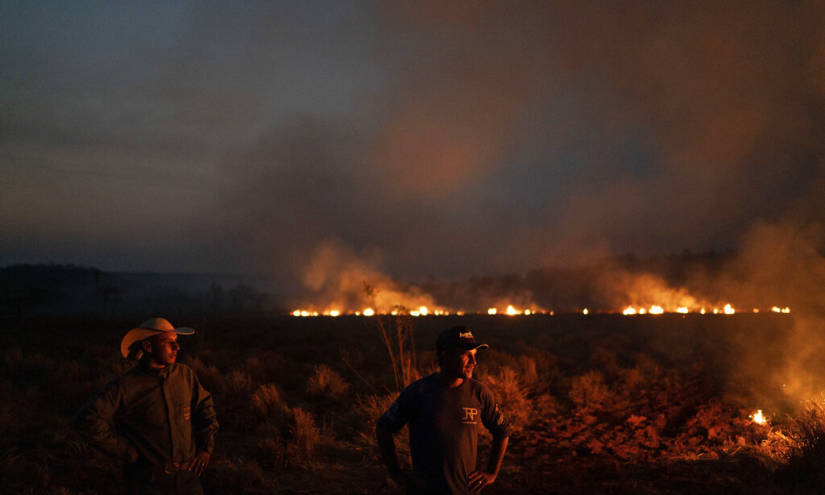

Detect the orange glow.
xmin=289 ymin=300 xmax=785 ymax=317
xmin=750 ymin=409 xmax=767 ymax=425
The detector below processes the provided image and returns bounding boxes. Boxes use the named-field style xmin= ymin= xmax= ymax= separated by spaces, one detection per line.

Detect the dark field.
xmin=2 ymin=313 xmax=821 ymax=494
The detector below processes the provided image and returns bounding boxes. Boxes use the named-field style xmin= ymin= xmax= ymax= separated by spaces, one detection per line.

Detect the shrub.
xmin=775 ymin=401 xmax=825 ymax=489
xmin=306 ymin=364 xmax=349 ymax=401
xmin=569 ymin=370 xmax=611 ymax=410
xmin=256 ymin=406 xmax=321 ymax=469
xmin=485 ymin=366 xmax=533 ymax=432
xmin=291 ymin=407 xmax=321 ymax=462
xmin=251 ymin=383 xmax=283 ymax=419
xmin=225 ymin=370 xmax=254 ymax=398
xmin=186 ymin=357 xmax=223 ymax=395
xmin=517 ymin=355 xmax=539 ymax=392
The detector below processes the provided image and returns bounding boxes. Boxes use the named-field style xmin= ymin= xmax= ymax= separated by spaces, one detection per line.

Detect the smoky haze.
xmin=2 ymin=0 xmax=825 ymax=412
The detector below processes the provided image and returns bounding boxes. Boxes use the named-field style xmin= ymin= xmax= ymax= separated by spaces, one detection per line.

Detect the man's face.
xmin=143 ymin=333 xmax=179 ymax=367
xmin=442 ymin=347 xmax=478 ymax=380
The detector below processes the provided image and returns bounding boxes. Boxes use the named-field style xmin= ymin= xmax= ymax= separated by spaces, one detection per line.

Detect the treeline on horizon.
xmin=0 ymin=250 xmax=734 ymax=321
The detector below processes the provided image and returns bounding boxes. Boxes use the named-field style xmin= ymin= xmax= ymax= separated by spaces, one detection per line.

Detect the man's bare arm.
xmin=376 ymin=424 xmax=404 ymax=479
xmin=468 ymin=434 xmax=509 ymax=493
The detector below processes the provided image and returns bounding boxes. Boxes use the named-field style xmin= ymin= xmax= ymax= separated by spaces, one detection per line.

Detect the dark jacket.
xmin=77 ymin=361 xmax=218 ymax=466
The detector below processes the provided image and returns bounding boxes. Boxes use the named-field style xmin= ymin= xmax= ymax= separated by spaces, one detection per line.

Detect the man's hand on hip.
xmin=187 ymin=451 xmax=211 ymax=477
xmin=467 ymin=470 xmax=496 ymax=493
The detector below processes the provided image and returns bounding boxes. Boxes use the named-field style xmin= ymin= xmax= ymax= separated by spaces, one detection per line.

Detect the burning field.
xmin=3 ymin=307 xmax=825 ymax=494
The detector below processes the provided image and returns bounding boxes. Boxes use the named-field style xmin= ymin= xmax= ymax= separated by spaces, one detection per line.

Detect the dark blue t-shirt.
xmin=378 ymin=374 xmax=510 ymax=495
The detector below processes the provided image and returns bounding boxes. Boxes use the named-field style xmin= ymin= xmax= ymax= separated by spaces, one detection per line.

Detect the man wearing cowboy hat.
xmin=377 ymin=326 xmax=510 ymax=494
xmin=76 ymin=318 xmax=219 ymax=495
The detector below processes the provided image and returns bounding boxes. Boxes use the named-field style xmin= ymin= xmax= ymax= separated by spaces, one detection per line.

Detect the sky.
xmin=2 ymin=0 xmax=824 ymax=287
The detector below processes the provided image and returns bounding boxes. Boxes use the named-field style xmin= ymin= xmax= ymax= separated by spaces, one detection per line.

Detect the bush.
xmin=569 ymin=370 xmax=612 ymax=410
xmin=485 ymin=366 xmax=533 ymax=432
xmin=225 ymin=370 xmax=254 ymax=399
xmin=251 ymin=383 xmax=283 ymax=419
xmin=775 ymin=401 xmax=825 ymax=489
xmin=255 ymin=406 xmax=320 ymax=469
xmin=306 ymin=365 xmax=349 ymax=401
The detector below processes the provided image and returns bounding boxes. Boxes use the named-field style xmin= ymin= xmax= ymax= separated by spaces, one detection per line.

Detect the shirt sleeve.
xmin=190 ymin=370 xmax=219 ymax=454
xmin=479 ymin=385 xmax=510 ymax=439
xmin=376 ymin=386 xmax=415 ymax=433
xmin=74 ymin=379 xmax=133 ymax=459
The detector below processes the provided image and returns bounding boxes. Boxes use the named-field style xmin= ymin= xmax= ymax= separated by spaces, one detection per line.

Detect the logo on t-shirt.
xmin=461 ymin=407 xmax=479 ymax=424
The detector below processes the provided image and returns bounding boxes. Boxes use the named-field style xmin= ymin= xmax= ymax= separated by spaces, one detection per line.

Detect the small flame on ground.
xmin=506 ymin=305 xmax=519 ymax=316
xmin=487 ymin=308 xmax=497 ymax=315
xmin=676 ymin=306 xmax=689 ymax=314
xmin=723 ymin=304 xmax=735 ymax=315
xmin=582 ymin=308 xmax=589 ymax=315
xmin=750 ymin=409 xmax=767 ymax=425
xmin=362 ymin=308 xmax=375 ymax=317
xmin=649 ymin=305 xmax=664 ymax=315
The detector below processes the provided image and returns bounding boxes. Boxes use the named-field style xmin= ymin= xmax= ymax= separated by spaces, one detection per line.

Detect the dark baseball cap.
xmin=436 ymin=326 xmax=489 ymax=351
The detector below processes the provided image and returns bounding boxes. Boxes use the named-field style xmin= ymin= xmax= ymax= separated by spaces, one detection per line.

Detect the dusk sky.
xmin=2 ymin=1 xmax=823 ymax=285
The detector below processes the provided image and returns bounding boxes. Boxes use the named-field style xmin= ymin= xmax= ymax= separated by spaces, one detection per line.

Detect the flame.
xmin=289 ymin=302 xmax=792 ymax=317
xmin=750 ymin=409 xmax=767 ymax=425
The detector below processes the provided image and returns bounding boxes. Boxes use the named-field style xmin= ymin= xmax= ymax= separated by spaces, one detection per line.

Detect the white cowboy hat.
xmin=120 ymin=317 xmax=195 ymax=358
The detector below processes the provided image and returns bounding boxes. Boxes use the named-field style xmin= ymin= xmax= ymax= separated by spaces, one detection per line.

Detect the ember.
xmin=750 ymin=409 xmax=767 ymax=425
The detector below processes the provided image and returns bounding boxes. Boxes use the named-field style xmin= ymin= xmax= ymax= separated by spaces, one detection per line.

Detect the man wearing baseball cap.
xmin=76 ymin=318 xmax=219 ymax=495
xmin=377 ymin=326 xmax=510 ymax=494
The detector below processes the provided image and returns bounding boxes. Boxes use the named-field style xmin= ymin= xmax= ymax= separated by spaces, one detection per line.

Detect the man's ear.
xmin=141 ymin=339 xmax=153 ymax=353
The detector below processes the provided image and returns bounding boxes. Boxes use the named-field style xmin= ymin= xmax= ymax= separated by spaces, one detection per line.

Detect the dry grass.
xmin=306 ymin=364 xmax=350 ymax=401
xmin=250 ymin=383 xmax=283 ymax=418
xmin=774 ymin=400 xmax=825 ymax=490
